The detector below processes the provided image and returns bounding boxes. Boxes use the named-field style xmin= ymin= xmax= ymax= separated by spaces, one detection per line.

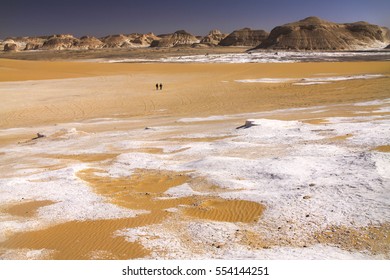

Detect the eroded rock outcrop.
xmin=150 ymin=30 xmax=199 ymax=47
xmin=100 ymin=34 xmax=130 ymax=48
xmin=256 ymin=17 xmax=390 ymax=50
xmin=74 ymin=36 xmax=104 ymax=49
xmin=200 ymin=29 xmax=227 ymax=45
xmin=4 ymin=42 xmax=18 ymax=52
xmin=41 ymin=34 xmax=79 ymax=50
xmin=130 ymin=33 xmax=160 ymax=46
xmin=219 ymin=28 xmax=268 ymax=46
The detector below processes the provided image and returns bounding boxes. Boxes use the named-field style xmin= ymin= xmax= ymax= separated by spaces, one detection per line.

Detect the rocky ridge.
xmin=219 ymin=28 xmax=269 ymax=46
xmin=256 ymin=17 xmax=390 ymax=50
xmin=200 ymin=29 xmax=227 ymax=45
xmin=150 ymin=30 xmax=199 ymax=47
xmin=2 ymin=17 xmax=390 ymax=52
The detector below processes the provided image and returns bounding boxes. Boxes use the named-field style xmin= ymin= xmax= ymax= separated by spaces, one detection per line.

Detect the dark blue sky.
xmin=1 ymin=0 xmax=389 ymax=38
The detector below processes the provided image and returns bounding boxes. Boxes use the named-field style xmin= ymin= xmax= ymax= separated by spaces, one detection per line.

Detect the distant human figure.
xmin=156 ymin=83 xmax=159 ymax=90
xmin=159 ymin=83 xmax=163 ymax=90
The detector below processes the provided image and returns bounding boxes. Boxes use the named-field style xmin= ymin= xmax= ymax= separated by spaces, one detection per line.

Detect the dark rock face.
xmin=219 ymin=28 xmax=269 ymax=46
xmin=4 ymin=43 xmax=18 ymax=52
xmin=256 ymin=17 xmax=390 ymax=50
xmin=24 ymin=43 xmax=40 ymax=50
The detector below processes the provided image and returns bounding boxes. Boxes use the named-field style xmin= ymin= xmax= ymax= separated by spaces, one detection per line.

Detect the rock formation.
xmin=74 ymin=36 xmax=103 ymax=49
xmin=24 ymin=43 xmax=40 ymax=50
xmin=2 ymin=17 xmax=389 ymax=52
xmin=1 ymin=33 xmax=162 ymax=51
xmin=100 ymin=34 xmax=131 ymax=48
xmin=256 ymin=17 xmax=390 ymax=50
xmin=150 ymin=30 xmax=199 ymax=47
xmin=2 ymin=38 xmax=33 ymax=51
xmin=219 ymin=28 xmax=268 ymax=46
xmin=24 ymin=37 xmax=50 ymax=50
xmin=4 ymin=42 xmax=18 ymax=52
xmin=130 ymin=33 xmax=160 ymax=46
xmin=41 ymin=34 xmax=79 ymax=50
xmin=200 ymin=29 xmax=227 ymax=45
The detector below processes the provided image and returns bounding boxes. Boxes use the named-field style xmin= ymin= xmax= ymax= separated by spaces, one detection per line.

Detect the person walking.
xmin=159 ymin=83 xmax=163 ymax=90
xmin=155 ymin=83 xmax=159 ymax=90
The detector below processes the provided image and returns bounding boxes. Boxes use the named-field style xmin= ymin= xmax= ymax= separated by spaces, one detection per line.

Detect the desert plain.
xmin=0 ymin=50 xmax=389 ymax=259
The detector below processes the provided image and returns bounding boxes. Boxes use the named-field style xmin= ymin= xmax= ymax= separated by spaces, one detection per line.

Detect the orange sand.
xmin=184 ymin=199 xmax=264 ymax=223
xmin=314 ymin=224 xmax=390 ymax=255
xmin=41 ymin=153 xmax=119 ymax=163
xmin=374 ymin=145 xmax=390 ymax=153
xmin=3 ymin=200 xmax=55 ymax=218
xmin=1 ymin=218 xmax=149 ymax=260
xmin=0 ymin=59 xmax=389 ymax=131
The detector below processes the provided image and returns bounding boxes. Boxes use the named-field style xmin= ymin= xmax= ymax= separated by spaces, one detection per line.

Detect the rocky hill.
xmin=74 ymin=36 xmax=103 ymax=49
xmin=130 ymin=33 xmax=160 ymax=46
xmin=41 ymin=34 xmax=79 ymax=50
xmin=2 ymin=17 xmax=389 ymax=52
xmin=256 ymin=17 xmax=390 ymax=50
xmin=200 ymin=29 xmax=227 ymax=45
xmin=100 ymin=34 xmax=132 ymax=48
xmin=150 ymin=30 xmax=199 ymax=47
xmin=1 ymin=33 xmax=162 ymax=51
xmin=219 ymin=28 xmax=268 ymax=46
xmin=4 ymin=42 xmax=18 ymax=51
xmin=2 ymin=36 xmax=48 ymax=51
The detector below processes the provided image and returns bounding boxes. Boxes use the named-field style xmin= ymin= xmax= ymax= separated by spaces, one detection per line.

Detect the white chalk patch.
xmin=294 ymin=74 xmax=387 ymax=85
xmin=163 ymin=183 xmax=202 ymax=198
xmin=235 ymin=78 xmax=295 ymax=83
xmin=177 ymin=116 xmax=232 ymax=123
xmin=235 ymin=74 xmax=386 ymax=85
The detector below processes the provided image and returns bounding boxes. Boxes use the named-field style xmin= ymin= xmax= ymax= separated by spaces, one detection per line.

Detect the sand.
xmin=0 ymin=59 xmax=389 ymax=131
xmin=0 ymin=57 xmax=389 ymax=259
xmin=2 ymin=200 xmax=55 ymax=218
